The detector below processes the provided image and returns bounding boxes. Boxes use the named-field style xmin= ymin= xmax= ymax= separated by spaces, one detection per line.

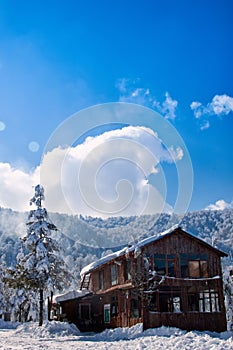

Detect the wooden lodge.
xmin=56 ymin=226 xmax=227 ymax=332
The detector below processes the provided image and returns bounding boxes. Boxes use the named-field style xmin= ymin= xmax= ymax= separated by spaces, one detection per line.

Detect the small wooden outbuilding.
xmin=57 ymin=226 xmax=227 ymax=332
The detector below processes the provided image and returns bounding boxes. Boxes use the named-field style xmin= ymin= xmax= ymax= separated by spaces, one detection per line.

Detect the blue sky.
xmin=0 ymin=0 xmax=232 ymax=215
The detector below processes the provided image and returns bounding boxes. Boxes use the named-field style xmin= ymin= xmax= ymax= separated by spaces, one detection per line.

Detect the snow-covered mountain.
xmin=0 ymin=207 xmax=233 ymax=282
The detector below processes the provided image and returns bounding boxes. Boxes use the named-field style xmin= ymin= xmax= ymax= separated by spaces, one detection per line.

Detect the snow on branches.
xmin=5 ymin=185 xmax=72 ymax=325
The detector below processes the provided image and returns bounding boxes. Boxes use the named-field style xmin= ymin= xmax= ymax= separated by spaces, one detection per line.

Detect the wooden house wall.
xmin=147 ymin=311 xmax=226 ymax=332
xmin=90 ymin=256 xmax=132 ymax=293
xmin=141 ymin=231 xmax=223 ymax=278
xmin=59 ymin=290 xmax=142 ymax=331
xmin=60 ymin=295 xmax=104 ymax=332
xmin=59 ymin=298 xmax=78 ymax=324
xmin=84 ymin=289 xmax=142 ymax=330
xmin=65 ymin=229 xmax=227 ymax=332
xmin=139 ymin=231 xmax=227 ymax=332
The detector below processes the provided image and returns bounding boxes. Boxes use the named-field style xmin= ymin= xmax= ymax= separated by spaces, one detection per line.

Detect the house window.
xmin=111 ymin=295 xmax=118 ymax=316
xmin=187 ymin=288 xmax=220 ymax=312
xmin=173 ymin=297 xmax=181 ymax=312
xmin=149 ymin=293 xmax=159 ymax=312
xmin=99 ymin=270 xmax=104 ymax=290
xmin=188 ymin=293 xmax=199 ymax=311
xmin=124 ymin=260 xmax=131 ymax=281
xmin=159 ymin=291 xmax=182 ymax=312
xmin=79 ymin=304 xmax=90 ymax=320
xmin=180 ymin=254 xmax=208 ymax=278
xmin=154 ymin=254 xmax=175 ymax=276
xmin=130 ymin=297 xmax=141 ymax=318
xmin=111 ymin=264 xmax=118 ymax=286
xmin=189 ymin=260 xmax=208 ymax=278
xmin=150 ymin=290 xmax=182 ymax=313
xmin=199 ymin=289 xmax=220 ymax=312
xmin=104 ymin=304 xmax=110 ymax=323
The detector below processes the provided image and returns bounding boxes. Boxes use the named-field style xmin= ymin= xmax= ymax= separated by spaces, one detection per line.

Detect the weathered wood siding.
xmin=147 ymin=311 xmax=227 ymax=332
xmin=61 ymin=228 xmax=227 ymax=332
xmin=141 ymin=230 xmax=223 ymax=277
xmin=90 ymin=258 xmax=132 ymax=293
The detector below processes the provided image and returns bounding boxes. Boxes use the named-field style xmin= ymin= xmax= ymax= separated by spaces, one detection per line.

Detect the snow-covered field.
xmin=0 ymin=320 xmax=232 ymax=350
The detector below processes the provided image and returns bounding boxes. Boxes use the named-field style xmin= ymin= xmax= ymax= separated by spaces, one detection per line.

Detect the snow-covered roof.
xmin=55 ymin=290 xmax=90 ymax=303
xmin=80 ymin=225 xmax=179 ymax=277
xmin=80 ymin=246 xmax=130 ymax=278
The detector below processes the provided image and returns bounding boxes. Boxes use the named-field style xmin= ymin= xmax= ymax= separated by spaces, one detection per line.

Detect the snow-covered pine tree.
xmin=8 ymin=185 xmax=72 ymax=326
xmin=0 ymin=264 xmax=6 ymax=318
xmin=4 ymin=244 xmax=38 ymax=322
xmin=0 ymin=250 xmax=15 ymax=321
xmin=224 ymin=266 xmax=233 ymax=330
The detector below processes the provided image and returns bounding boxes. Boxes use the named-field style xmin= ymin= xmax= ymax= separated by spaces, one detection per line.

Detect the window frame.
xmin=99 ymin=269 xmax=104 ymax=290
xmin=130 ymin=297 xmax=141 ymax=318
xmin=180 ymin=254 xmax=208 ymax=278
xmin=154 ymin=254 xmax=176 ymax=277
xmin=198 ymin=289 xmax=220 ymax=313
xmin=124 ymin=259 xmax=131 ymax=281
xmin=158 ymin=289 xmax=182 ymax=313
xmin=111 ymin=264 xmax=118 ymax=286
xmin=111 ymin=295 xmax=118 ymax=317
xmin=79 ymin=303 xmax=91 ymax=320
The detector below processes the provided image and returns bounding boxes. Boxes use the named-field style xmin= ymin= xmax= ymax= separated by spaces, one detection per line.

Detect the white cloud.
xmin=190 ymin=101 xmax=201 ymax=110
xmin=200 ymin=120 xmax=210 ymax=131
xmin=190 ymin=101 xmax=203 ymax=118
xmin=0 ymin=121 xmax=6 ymax=131
xmin=0 ymin=163 xmax=39 ymax=211
xmin=115 ymin=77 xmax=129 ymax=94
xmin=205 ymin=199 xmax=233 ymax=211
xmin=116 ymin=79 xmax=178 ymax=120
xmin=190 ymin=94 xmax=233 ymax=128
xmin=0 ymin=126 xmax=183 ymax=217
xmin=41 ymin=126 xmax=182 ymax=217
xmin=210 ymin=94 xmax=233 ymax=115
xmin=167 ymin=146 xmax=184 ymax=162
xmin=158 ymin=92 xmax=178 ymax=120
xmin=119 ymin=86 xmax=152 ymax=106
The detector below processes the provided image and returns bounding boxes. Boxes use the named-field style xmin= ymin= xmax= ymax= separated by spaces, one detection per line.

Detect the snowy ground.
xmin=0 ymin=320 xmax=232 ymax=350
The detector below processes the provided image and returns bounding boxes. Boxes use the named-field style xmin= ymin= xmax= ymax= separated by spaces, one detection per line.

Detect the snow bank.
xmin=93 ymin=323 xmax=144 ymax=341
xmin=88 ymin=323 xmax=185 ymax=341
xmin=15 ymin=320 xmax=80 ymax=338
xmin=142 ymin=325 xmax=186 ymax=337
xmin=0 ymin=319 xmax=19 ymax=329
xmin=11 ymin=321 xmax=233 ymax=343
xmin=0 ymin=322 xmax=232 ymax=350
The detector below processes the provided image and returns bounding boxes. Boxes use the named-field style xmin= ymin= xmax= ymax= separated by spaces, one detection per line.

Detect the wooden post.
xmin=48 ymin=291 xmax=53 ymax=321
xmin=39 ymin=289 xmax=43 ymax=326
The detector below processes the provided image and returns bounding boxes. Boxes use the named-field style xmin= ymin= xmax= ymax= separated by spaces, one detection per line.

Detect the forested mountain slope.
xmin=0 ymin=207 xmax=233 ymax=282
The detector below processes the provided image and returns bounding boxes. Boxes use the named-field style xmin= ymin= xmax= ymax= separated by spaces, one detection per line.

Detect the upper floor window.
xmin=189 ymin=260 xmax=208 ymax=278
xmin=99 ymin=270 xmax=104 ymax=290
xmin=111 ymin=264 xmax=118 ymax=286
xmin=180 ymin=254 xmax=208 ymax=278
xmin=124 ymin=260 xmax=131 ymax=281
xmin=154 ymin=254 xmax=175 ymax=276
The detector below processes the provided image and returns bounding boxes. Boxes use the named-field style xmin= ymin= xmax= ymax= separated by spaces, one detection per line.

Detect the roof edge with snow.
xmin=55 ymin=290 xmax=90 ymax=303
